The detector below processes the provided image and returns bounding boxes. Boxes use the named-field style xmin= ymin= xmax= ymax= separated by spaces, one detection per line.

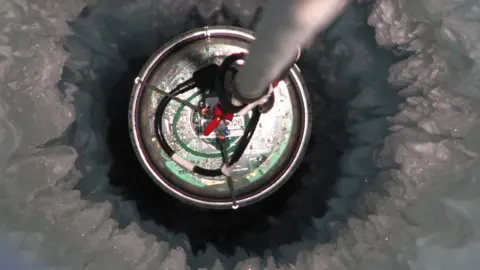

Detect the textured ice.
xmin=1 ymin=0 xmax=480 ymax=269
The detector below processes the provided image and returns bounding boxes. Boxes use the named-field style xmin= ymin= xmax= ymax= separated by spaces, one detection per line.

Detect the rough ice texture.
xmin=1 ymin=0 xmax=480 ymax=269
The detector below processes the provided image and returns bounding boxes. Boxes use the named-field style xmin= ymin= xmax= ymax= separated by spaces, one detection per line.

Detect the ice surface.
xmin=1 ymin=0 xmax=480 ymax=269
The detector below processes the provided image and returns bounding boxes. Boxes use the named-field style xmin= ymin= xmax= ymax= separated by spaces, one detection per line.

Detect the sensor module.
xmin=129 ymin=26 xmax=311 ymax=209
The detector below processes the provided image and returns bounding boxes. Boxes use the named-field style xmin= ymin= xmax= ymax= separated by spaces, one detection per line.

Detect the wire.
xmin=135 ymin=78 xmax=200 ymax=111
xmin=227 ymin=108 xmax=260 ymax=166
xmin=139 ymin=53 xmax=278 ymax=208
xmin=218 ymin=138 xmax=238 ymax=209
xmin=153 ymin=80 xmax=196 ymax=157
xmin=151 ymin=63 xmax=262 ymax=178
xmin=154 ymin=82 xmax=261 ymax=177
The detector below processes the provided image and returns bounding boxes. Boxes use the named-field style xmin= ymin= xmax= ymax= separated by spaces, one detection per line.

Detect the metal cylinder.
xmin=129 ymin=26 xmax=312 ymax=209
xmin=234 ymin=0 xmax=350 ymax=101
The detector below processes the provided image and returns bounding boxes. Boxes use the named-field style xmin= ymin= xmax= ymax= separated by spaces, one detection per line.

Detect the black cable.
xmin=153 ymin=63 xmax=262 ymax=178
xmin=153 ymin=64 xmax=222 ymax=158
xmin=218 ymin=138 xmax=237 ymax=208
xmin=154 ymin=79 xmax=195 ymax=157
xmin=216 ymin=53 xmax=248 ymax=113
xmin=141 ymin=52 xmax=297 ymax=208
xmin=227 ymin=108 xmax=261 ymax=166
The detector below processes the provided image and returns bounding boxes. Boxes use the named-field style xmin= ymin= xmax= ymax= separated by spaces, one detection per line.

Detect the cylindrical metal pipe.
xmin=234 ymin=0 xmax=350 ymax=101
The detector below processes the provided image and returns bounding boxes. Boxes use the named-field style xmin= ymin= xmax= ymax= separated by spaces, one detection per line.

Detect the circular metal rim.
xmin=129 ymin=26 xmax=312 ymax=209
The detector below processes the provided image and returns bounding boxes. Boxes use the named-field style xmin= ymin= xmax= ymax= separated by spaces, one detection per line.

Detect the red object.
xmin=203 ymin=104 xmax=233 ymax=136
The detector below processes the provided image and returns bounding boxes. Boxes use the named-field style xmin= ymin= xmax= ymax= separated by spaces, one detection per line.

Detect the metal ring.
xmin=129 ymin=26 xmax=312 ymax=209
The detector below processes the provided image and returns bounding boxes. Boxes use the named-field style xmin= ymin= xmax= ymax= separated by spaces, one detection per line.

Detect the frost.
xmin=1 ymin=0 xmax=480 ymax=269
xmin=368 ymin=0 xmax=480 ymax=268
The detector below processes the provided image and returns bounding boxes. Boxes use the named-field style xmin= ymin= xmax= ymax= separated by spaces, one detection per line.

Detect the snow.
xmin=1 ymin=0 xmax=480 ymax=269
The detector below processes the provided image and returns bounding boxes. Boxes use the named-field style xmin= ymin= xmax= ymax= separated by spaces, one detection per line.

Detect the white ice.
xmin=1 ymin=0 xmax=480 ymax=269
